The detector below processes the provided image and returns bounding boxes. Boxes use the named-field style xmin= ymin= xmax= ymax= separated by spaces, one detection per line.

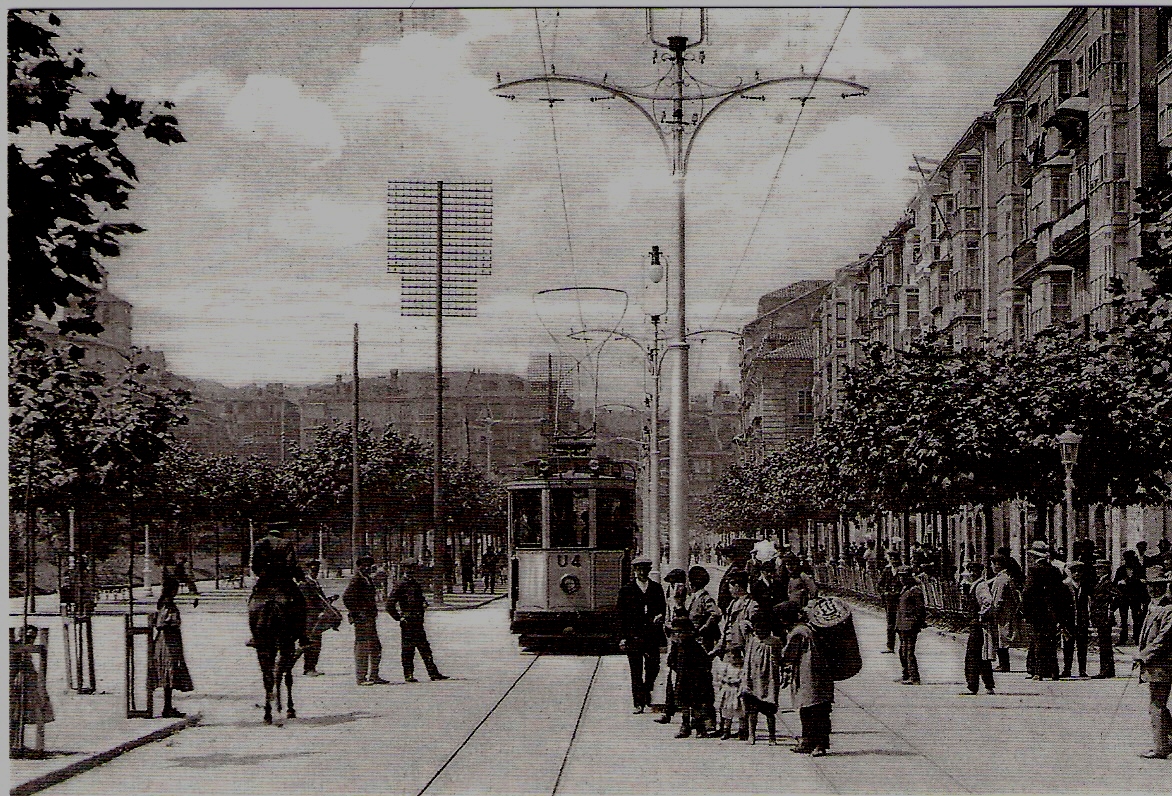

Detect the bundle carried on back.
xmin=805 ymin=595 xmax=862 ymax=681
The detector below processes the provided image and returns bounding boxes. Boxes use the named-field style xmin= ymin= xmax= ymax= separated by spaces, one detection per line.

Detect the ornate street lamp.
xmin=1057 ymin=424 xmax=1082 ymax=552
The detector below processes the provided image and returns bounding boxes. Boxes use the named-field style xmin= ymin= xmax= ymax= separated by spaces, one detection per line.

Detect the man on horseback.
xmin=248 ymin=523 xmax=309 ymax=651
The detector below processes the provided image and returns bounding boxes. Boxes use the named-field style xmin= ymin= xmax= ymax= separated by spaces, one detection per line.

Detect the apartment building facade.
xmin=811 ymin=7 xmax=1172 ymax=569
xmin=740 ymin=280 xmax=829 ymax=460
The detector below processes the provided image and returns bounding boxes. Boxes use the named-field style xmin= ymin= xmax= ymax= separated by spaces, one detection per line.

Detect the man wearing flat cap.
xmin=618 ymin=555 xmax=666 ymax=714
xmin=387 ymin=558 xmax=448 ymax=683
xmin=1135 ymin=564 xmax=1172 ymax=759
xmin=342 ymin=555 xmax=388 ymax=685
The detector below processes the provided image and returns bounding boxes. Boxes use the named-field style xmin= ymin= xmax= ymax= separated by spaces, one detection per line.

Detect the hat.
xmin=632 ymin=556 xmax=653 ymax=568
xmin=1026 ymin=540 xmax=1051 ymax=558
xmin=670 ymin=616 xmax=696 ymax=633
xmin=1145 ymin=565 xmax=1171 ymax=584
xmin=749 ymin=609 xmax=773 ymax=628
xmin=752 ymin=539 xmax=779 ymax=562
xmin=896 ymin=565 xmax=914 ymax=576
xmin=774 ymin=600 xmax=804 ymax=626
xmin=306 ymin=559 xmax=321 ymax=568
xmin=400 ymin=557 xmax=419 ymax=567
xmin=663 ymin=567 xmax=687 ymax=584
xmin=687 ymin=566 xmax=710 ymax=588
xmin=726 ymin=569 xmax=749 ymax=588
xmin=1093 ymin=558 xmax=1111 ymax=570
xmin=356 ymin=555 xmax=375 ymax=566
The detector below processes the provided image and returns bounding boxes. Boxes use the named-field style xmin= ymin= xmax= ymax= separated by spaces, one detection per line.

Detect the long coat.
xmin=895 ymin=584 xmax=926 ymax=634
xmin=989 ymin=570 xmax=1020 ymax=643
xmin=1022 ymin=560 xmax=1071 ymax=632
xmin=781 ymin=623 xmax=834 ymax=709
xmin=667 ymin=634 xmax=714 ymax=710
xmin=149 ymin=603 xmax=194 ymax=693
xmin=1137 ymin=595 xmax=1172 ymax=684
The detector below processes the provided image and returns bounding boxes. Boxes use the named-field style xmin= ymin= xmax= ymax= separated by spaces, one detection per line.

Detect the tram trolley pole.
xmin=125 ymin=612 xmax=157 ymax=718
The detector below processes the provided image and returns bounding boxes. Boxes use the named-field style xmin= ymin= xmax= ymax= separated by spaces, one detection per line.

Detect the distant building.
xmin=300 ymin=369 xmax=556 ymax=480
xmin=740 ymin=280 xmax=829 ymax=461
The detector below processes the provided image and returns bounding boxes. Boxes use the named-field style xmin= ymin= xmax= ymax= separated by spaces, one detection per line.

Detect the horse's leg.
xmin=285 ymin=653 xmax=296 ymax=719
xmin=258 ymin=650 xmax=274 ymax=725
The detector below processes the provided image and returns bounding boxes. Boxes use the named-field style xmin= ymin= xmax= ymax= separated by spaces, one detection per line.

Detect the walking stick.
xmin=1101 ymin=665 xmax=1135 ymax=742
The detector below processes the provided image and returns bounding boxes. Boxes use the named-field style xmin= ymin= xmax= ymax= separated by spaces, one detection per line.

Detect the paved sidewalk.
xmin=8 ymin=579 xmax=503 ymax=793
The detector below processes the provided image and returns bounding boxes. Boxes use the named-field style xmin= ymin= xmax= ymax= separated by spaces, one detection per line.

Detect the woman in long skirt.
xmin=149 ymin=576 xmax=194 ymax=718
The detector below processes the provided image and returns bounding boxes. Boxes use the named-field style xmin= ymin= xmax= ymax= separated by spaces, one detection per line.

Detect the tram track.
xmin=416 ymin=654 xmax=603 ymax=796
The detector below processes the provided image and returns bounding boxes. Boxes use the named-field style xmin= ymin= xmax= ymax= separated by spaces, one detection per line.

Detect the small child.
xmin=739 ymin=610 xmax=782 ymax=745
xmin=666 ymin=616 xmax=714 ymax=738
xmin=148 ymin=576 xmax=194 ymax=718
xmin=714 ymin=646 xmax=744 ymax=740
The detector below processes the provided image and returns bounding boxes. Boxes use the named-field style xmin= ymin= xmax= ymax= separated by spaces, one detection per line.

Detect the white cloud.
xmin=225 ymin=75 xmax=345 ymax=157
xmin=200 ymin=178 xmax=243 ymax=211
xmin=267 ymin=195 xmax=382 ymax=251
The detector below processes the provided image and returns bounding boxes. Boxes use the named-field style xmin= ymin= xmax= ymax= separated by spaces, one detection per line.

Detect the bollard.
xmin=125 ymin=612 xmax=157 ymax=718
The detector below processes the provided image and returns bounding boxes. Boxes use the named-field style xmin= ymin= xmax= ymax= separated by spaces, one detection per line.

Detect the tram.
xmin=507 ymin=439 xmax=637 ymax=650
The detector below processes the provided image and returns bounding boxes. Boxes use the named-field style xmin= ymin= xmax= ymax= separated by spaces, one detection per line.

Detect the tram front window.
xmin=513 ymin=490 xmax=542 ymax=548
xmin=550 ymin=488 xmax=589 ymax=547
xmin=596 ymin=489 xmax=634 ymax=550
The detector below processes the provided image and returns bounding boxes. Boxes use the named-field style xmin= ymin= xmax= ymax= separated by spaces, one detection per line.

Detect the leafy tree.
xmin=8 ymin=10 xmax=184 ymax=339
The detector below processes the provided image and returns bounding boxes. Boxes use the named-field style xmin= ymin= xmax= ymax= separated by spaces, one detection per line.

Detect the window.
xmin=1111 ymin=7 xmax=1127 ymax=34
xmin=964 ymin=208 xmax=979 ymax=230
xmin=1052 ymin=173 xmax=1070 ymax=218
xmin=550 ymin=488 xmax=590 ymax=548
xmin=796 ymin=390 xmax=813 ymax=420
xmin=1089 ymin=36 xmax=1105 ymax=73
xmin=595 ymin=489 xmax=634 ymax=550
xmin=1075 ymin=57 xmax=1085 ymax=94
xmin=1054 ymin=60 xmax=1072 ymax=102
xmin=1112 ymin=61 xmax=1129 ymax=93
xmin=836 ymin=302 xmax=847 ymax=337
xmin=1114 ymin=181 xmax=1130 ymax=213
xmin=943 ymin=195 xmax=956 ymax=216
xmin=512 ymin=489 xmax=543 ymax=548
xmin=965 ymin=240 xmax=980 ymax=273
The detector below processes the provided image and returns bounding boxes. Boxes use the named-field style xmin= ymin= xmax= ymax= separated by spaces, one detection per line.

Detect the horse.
xmin=248 ymin=588 xmax=300 ymax=725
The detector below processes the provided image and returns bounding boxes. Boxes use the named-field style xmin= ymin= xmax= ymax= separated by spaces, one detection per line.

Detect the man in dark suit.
xmin=895 ymin=566 xmax=926 ymax=684
xmin=617 ymin=556 xmax=666 ymax=714
xmin=342 ymin=555 xmax=389 ymax=685
xmin=387 ymin=558 xmax=448 ymax=682
xmin=877 ymin=553 xmax=903 ymax=654
xmin=460 ymin=547 xmax=476 ymax=594
xmin=1022 ymin=540 xmax=1070 ymax=681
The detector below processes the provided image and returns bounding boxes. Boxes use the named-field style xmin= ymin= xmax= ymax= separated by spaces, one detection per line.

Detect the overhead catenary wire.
xmin=706 ymin=8 xmax=853 ymax=330
xmin=533 ymin=9 xmax=586 ymax=337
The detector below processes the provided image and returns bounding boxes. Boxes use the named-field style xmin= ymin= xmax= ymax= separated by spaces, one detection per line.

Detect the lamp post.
xmin=1057 ymin=424 xmax=1082 ymax=555
xmin=496 ymin=12 xmax=867 ymax=573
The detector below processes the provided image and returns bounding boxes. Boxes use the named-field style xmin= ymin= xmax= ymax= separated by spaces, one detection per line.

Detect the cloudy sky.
xmin=48 ymin=7 xmax=1068 ymax=408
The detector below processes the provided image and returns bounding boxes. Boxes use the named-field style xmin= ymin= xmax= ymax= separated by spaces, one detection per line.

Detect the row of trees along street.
xmin=10 ymin=340 xmax=508 ymax=595
xmin=7 ymin=10 xmax=505 ymax=599
xmin=704 ymin=180 xmax=1172 ymax=558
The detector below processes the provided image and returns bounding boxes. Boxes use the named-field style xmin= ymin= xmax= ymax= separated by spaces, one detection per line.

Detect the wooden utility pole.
xmin=352 ymin=323 xmax=361 ymax=567
xmin=387 ymin=179 xmax=493 ymax=605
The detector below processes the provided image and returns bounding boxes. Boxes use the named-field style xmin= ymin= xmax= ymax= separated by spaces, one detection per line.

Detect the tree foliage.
xmin=8 ymin=10 xmax=184 ymax=338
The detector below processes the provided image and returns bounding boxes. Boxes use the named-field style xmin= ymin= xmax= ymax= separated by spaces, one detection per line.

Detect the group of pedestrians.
xmin=341 ymin=555 xmax=449 ymax=685
xmin=459 ymin=547 xmax=502 ymax=594
xmin=618 ymin=550 xmax=836 ymax=754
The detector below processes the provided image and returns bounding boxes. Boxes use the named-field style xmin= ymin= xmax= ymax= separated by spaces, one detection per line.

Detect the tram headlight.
xmin=560 ymin=574 xmax=581 ymax=595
